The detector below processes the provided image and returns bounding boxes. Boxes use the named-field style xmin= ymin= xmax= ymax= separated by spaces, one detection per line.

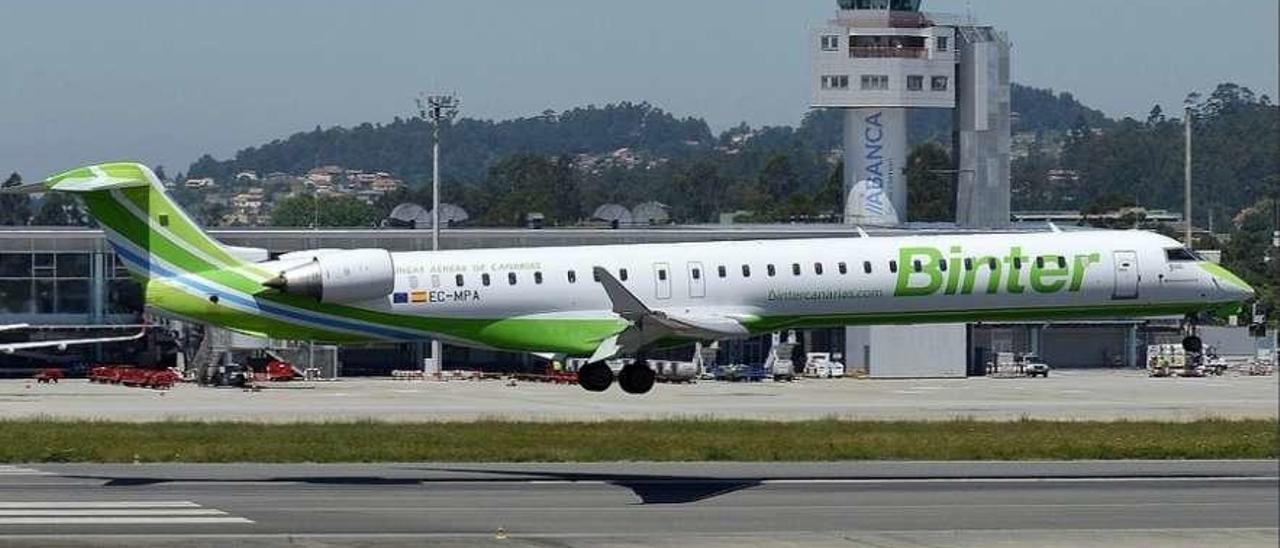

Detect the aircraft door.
xmin=654 ymin=262 xmax=672 ymax=300
xmin=1112 ymin=250 xmax=1139 ymax=300
xmin=687 ymin=262 xmax=706 ymax=299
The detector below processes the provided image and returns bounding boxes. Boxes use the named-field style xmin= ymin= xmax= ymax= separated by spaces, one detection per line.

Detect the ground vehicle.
xmin=804 ymin=353 xmax=845 ymax=379
xmin=1022 ymin=355 xmax=1051 ymax=378
xmin=33 ymin=368 xmax=63 ymax=384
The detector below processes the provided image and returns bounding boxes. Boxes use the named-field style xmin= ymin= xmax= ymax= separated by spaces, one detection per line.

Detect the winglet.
xmin=593 ymin=266 xmax=650 ymax=320
xmin=1048 ymin=222 xmax=1063 ymax=234
xmin=856 ymin=226 xmax=871 ymax=239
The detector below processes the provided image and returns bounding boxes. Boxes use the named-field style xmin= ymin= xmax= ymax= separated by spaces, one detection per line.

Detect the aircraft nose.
xmin=1202 ymin=263 xmax=1256 ymax=302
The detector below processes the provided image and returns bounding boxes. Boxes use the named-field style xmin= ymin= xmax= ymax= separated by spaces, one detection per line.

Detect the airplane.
xmin=8 ymin=162 xmax=1256 ymax=394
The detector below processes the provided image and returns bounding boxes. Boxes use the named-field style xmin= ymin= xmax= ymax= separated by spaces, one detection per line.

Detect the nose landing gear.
xmin=1182 ymin=314 xmax=1204 ymax=354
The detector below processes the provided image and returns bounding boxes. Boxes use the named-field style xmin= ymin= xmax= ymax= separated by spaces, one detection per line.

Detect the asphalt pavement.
xmin=0 ymin=461 xmax=1275 ymax=547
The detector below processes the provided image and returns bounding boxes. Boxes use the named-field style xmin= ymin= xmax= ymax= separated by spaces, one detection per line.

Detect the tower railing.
xmin=849 ymin=46 xmax=929 ymax=59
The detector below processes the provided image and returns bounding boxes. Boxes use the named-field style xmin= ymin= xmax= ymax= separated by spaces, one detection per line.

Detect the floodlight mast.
xmin=416 ymin=92 xmax=460 ymax=376
xmin=1185 ymin=105 xmax=1194 ymax=248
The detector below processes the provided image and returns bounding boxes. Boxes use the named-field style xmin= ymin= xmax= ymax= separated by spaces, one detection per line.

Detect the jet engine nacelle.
xmin=264 ymin=249 xmax=396 ymax=304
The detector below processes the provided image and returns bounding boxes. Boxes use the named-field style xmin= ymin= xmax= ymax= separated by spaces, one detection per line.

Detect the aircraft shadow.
xmin=65 ymin=470 xmax=763 ymax=505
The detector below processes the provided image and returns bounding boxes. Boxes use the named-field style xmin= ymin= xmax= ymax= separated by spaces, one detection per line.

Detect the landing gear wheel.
xmin=578 ymin=362 xmax=615 ymax=393
xmin=618 ymin=361 xmax=656 ymax=395
xmin=1182 ymin=336 xmax=1203 ymax=354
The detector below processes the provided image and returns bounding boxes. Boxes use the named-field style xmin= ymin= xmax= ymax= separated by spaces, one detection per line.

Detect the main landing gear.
xmin=577 ymin=360 xmax=655 ymax=395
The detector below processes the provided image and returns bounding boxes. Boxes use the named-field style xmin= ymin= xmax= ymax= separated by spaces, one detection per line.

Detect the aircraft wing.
xmin=589 ymin=267 xmax=750 ymax=362
xmin=0 ymin=330 xmax=146 ymax=354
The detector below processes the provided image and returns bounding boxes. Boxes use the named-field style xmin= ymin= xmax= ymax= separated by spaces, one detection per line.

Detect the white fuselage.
xmin=345 ymin=230 xmax=1237 ymax=328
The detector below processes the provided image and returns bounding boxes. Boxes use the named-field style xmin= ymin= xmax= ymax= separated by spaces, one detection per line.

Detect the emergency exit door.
xmin=1112 ymin=251 xmax=1139 ymax=300
xmin=654 ymin=262 xmax=672 ymax=300
xmin=687 ymin=262 xmax=706 ymax=298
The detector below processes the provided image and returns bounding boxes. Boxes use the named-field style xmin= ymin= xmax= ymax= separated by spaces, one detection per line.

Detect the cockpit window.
xmin=1165 ymin=247 xmax=1201 ymax=262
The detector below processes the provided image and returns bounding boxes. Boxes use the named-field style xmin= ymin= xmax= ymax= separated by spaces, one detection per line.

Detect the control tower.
xmin=811 ymin=0 xmax=1011 ymax=227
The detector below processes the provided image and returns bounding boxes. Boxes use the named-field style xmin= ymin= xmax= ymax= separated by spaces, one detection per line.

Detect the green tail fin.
xmin=40 ymin=162 xmax=253 ymax=281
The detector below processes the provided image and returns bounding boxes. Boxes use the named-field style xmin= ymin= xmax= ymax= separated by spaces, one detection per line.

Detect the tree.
xmin=152 ymin=165 xmax=168 ymax=183
xmin=1223 ymin=198 xmax=1278 ymax=316
xmin=31 ymin=194 xmax=88 ymax=226
xmin=758 ymin=154 xmax=798 ymax=202
xmin=269 ymin=195 xmax=380 ymax=227
xmin=478 ymin=154 xmax=580 ymax=226
xmin=669 ymin=160 xmax=726 ymax=223
xmin=0 ymin=173 xmax=32 ymax=226
xmin=904 ymin=143 xmax=954 ymax=222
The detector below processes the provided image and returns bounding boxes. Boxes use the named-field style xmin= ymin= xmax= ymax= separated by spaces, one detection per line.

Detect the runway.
xmin=0 ymin=461 xmax=1275 ymax=547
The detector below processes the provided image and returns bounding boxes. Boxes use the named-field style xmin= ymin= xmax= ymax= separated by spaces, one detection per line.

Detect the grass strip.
xmin=1 ymin=419 xmax=1275 ymax=463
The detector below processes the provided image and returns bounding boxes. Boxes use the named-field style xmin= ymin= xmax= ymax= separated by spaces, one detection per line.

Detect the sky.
xmin=2 ymin=0 xmax=1276 ymax=180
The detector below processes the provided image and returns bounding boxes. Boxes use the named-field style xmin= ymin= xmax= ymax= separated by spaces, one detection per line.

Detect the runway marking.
xmin=0 ymin=466 xmax=52 ymax=476
xmin=0 ymin=502 xmax=200 ymax=509
xmin=0 ymin=502 xmax=253 ymax=525
xmin=0 ymin=509 xmax=229 ymax=516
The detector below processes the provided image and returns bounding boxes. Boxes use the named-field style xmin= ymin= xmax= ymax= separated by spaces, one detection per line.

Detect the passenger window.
xmin=534 ymin=272 xmax=544 ymax=285
xmin=431 ymin=274 xmax=441 ymax=288
xmin=482 ymin=273 xmax=491 ymax=287
xmin=838 ymin=262 xmax=848 ymax=275
xmin=718 ymin=265 xmax=727 ymax=278
xmin=864 ymin=261 xmax=873 ymax=274
xmin=913 ymin=260 xmax=922 ymax=273
xmin=792 ymin=263 xmax=802 ymax=276
xmin=939 ymin=260 xmax=948 ymax=272
xmin=742 ymin=265 xmax=751 ymax=278
xmin=593 ymin=270 xmax=601 ymax=282
xmin=767 ymin=265 xmax=777 ymax=277
xmin=692 ymin=268 xmax=702 ymax=280
xmin=889 ymin=261 xmax=898 ymax=274
xmin=658 ymin=269 xmax=668 ymax=281
xmin=1036 ymin=257 xmax=1045 ymax=269
xmin=1058 ymin=257 xmax=1067 ymax=269
xmin=508 ymin=272 xmax=517 ymax=286
xmin=1013 ymin=258 xmax=1023 ymax=270
xmin=964 ymin=258 xmax=974 ymax=271
xmin=455 ymin=274 xmax=464 ymax=287
xmin=620 ymin=269 xmax=629 ymax=282
xmin=988 ymin=258 xmax=999 ymax=270
xmin=568 ymin=270 xmax=577 ymax=283
xmin=815 ymin=263 xmax=824 ymax=276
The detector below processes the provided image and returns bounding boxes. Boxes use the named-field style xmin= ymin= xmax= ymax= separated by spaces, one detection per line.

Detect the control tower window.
xmin=821 ymin=35 xmax=840 ymax=51
xmin=821 ymin=75 xmax=850 ymax=90
xmin=931 ymin=76 xmax=949 ymax=91
xmin=936 ymin=36 xmax=949 ymax=52
xmin=861 ymin=75 xmax=889 ymax=91
xmin=907 ymin=75 xmax=924 ymax=91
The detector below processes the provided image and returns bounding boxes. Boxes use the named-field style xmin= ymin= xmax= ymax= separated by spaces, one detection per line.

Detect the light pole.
xmin=1184 ymin=105 xmax=1194 ymax=247
xmin=416 ymin=92 xmax=459 ymax=376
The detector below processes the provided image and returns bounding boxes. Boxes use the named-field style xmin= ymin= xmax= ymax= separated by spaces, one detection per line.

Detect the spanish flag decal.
xmin=411 ymin=291 xmax=429 ymax=304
